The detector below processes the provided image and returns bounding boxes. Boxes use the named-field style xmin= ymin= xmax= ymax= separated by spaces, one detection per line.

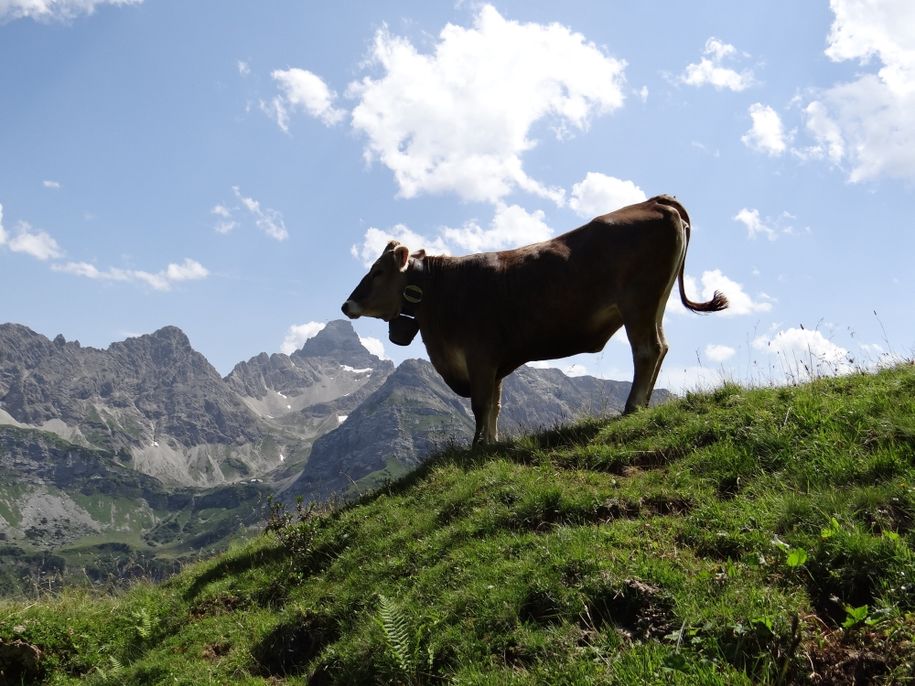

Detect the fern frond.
xmin=95 ymin=655 xmax=124 ymax=683
xmin=132 ymin=607 xmax=153 ymax=640
xmin=378 ymin=594 xmax=414 ymax=675
xmin=108 ymin=655 xmax=124 ymax=676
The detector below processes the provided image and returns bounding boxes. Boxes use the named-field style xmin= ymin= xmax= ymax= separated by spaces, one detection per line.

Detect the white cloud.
xmin=563 ymin=363 xmax=588 ymax=377
xmin=800 ymin=0 xmax=915 ymax=182
xmin=165 ymin=258 xmax=208 ymax=282
xmin=0 ymin=203 xmax=6 ymax=246
xmin=734 ymin=208 xmax=804 ymax=240
xmin=54 ymin=261 xmax=107 ymax=279
xmin=210 ymin=204 xmax=237 ymax=235
xmin=705 ymin=344 xmax=736 ymax=363
xmin=858 ymin=342 xmax=904 ymax=369
xmin=637 ymin=85 xmax=649 ymax=103
xmin=733 ymin=208 xmax=776 ymax=240
xmin=359 ymin=335 xmax=388 ymax=360
xmin=265 ymin=68 xmax=345 ymax=132
xmin=230 ymin=186 xmax=288 ymax=241
xmin=0 ymin=0 xmax=141 ymax=23
xmin=42 ymin=179 xmax=61 ymax=189
xmin=351 ymin=203 xmax=553 ymax=267
xmin=824 ymin=0 xmax=915 ymax=96
xmin=7 ymin=221 xmax=64 ymax=261
xmin=213 ymin=220 xmax=237 ymax=235
xmin=348 ymin=4 xmax=626 ymax=204
xmin=237 ymin=60 xmax=250 ymax=77
xmin=131 ymin=271 xmax=172 ymax=291
xmin=753 ymin=327 xmax=853 ymax=381
xmin=679 ymin=270 xmax=773 ymax=317
xmin=680 ymin=37 xmax=754 ymax=91
xmin=741 ymin=103 xmax=788 ymax=156
xmin=440 ymin=203 xmax=553 ymax=253
xmin=568 ymin=172 xmax=647 ymax=218
xmin=52 ymin=258 xmax=208 ymax=291
xmin=797 ymin=101 xmax=845 ymax=163
xmin=281 ymin=321 xmax=326 ymax=355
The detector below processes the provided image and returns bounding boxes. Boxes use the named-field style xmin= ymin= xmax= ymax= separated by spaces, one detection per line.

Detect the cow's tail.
xmin=657 ymin=196 xmax=729 ymax=314
xmin=677 ymin=254 xmax=728 ymax=313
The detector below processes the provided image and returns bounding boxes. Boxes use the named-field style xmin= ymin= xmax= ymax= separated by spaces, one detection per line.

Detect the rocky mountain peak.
xmin=108 ymin=325 xmax=205 ymax=372
xmin=149 ymin=325 xmax=191 ymax=344
xmin=387 ymin=358 xmax=439 ymax=385
xmin=1 ymin=323 xmax=46 ymax=350
xmin=0 ymin=322 xmax=41 ymax=339
xmin=225 ymin=320 xmax=393 ymax=414
xmin=292 ymin=320 xmax=379 ymax=368
xmin=1 ymin=323 xmax=69 ymax=368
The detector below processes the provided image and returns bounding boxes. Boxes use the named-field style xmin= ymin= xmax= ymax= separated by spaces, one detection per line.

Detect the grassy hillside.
xmin=2 ymin=364 xmax=913 ymax=684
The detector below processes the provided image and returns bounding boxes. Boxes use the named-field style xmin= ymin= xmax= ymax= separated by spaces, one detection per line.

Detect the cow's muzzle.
xmin=341 ymin=300 xmax=362 ymax=319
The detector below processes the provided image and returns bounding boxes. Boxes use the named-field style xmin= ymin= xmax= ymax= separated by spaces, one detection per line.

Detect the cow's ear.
xmin=393 ymin=245 xmax=410 ymax=272
xmin=384 ymin=240 xmax=400 ymax=252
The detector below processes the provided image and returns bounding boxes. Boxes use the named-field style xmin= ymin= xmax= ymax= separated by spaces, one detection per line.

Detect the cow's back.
xmin=418 ymin=197 xmax=686 ymax=379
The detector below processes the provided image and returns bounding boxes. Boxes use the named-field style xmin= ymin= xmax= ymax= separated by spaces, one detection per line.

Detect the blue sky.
xmin=1 ymin=0 xmax=913 ymax=391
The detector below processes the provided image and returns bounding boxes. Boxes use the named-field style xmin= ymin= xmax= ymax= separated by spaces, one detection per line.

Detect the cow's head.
xmin=342 ymin=240 xmax=411 ymax=321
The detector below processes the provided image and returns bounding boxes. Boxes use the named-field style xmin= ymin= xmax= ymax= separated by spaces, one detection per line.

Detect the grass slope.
xmin=1 ymin=365 xmax=914 ymax=685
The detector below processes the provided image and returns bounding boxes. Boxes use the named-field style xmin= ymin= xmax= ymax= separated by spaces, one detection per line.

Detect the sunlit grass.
xmin=2 ymin=363 xmax=913 ymax=684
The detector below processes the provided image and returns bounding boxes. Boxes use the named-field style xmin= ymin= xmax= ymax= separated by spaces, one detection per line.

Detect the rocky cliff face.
xmin=223 ymin=321 xmax=394 ymax=484
xmin=0 ymin=321 xmax=394 ymax=488
xmin=225 ymin=321 xmax=392 ymax=413
xmin=0 ymin=321 xmax=397 ymax=488
xmin=290 ymin=359 xmax=473 ymax=500
xmin=0 ymin=324 xmax=270 ymax=486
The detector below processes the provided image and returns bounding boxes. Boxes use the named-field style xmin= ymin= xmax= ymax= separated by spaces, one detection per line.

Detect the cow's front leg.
xmin=486 ymin=379 xmax=503 ymax=443
xmin=470 ymin=368 xmax=498 ymax=446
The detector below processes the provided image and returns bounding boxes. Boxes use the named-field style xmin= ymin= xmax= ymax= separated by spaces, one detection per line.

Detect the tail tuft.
xmin=689 ymin=290 xmax=728 ymax=313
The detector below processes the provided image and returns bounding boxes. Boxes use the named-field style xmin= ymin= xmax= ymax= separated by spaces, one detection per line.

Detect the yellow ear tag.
xmin=403 ymin=285 xmax=423 ymax=304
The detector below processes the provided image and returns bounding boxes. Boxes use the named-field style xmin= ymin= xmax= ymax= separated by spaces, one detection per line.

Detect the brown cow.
xmin=342 ymin=195 xmax=727 ymax=445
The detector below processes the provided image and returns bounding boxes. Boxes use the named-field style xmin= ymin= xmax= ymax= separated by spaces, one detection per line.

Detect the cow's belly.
xmin=584 ymin=305 xmax=624 ymax=351
xmin=523 ymin=306 xmax=624 ymax=360
xmin=428 ymin=344 xmax=472 ymax=397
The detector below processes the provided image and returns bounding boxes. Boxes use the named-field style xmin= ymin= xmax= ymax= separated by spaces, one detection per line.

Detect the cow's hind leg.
xmin=623 ymin=319 xmax=668 ymax=414
xmin=647 ymin=323 xmax=669 ymax=401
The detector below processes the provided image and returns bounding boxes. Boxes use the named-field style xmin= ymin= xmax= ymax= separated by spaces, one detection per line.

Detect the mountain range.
xmin=0 ymin=319 xmax=668 ymax=592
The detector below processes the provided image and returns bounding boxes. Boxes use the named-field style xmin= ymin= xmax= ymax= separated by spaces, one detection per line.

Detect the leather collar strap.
xmin=400 ymin=257 xmax=425 ymax=317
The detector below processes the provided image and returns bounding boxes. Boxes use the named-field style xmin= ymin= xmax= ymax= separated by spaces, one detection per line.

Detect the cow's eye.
xmin=371 ymin=271 xmax=382 ymax=280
